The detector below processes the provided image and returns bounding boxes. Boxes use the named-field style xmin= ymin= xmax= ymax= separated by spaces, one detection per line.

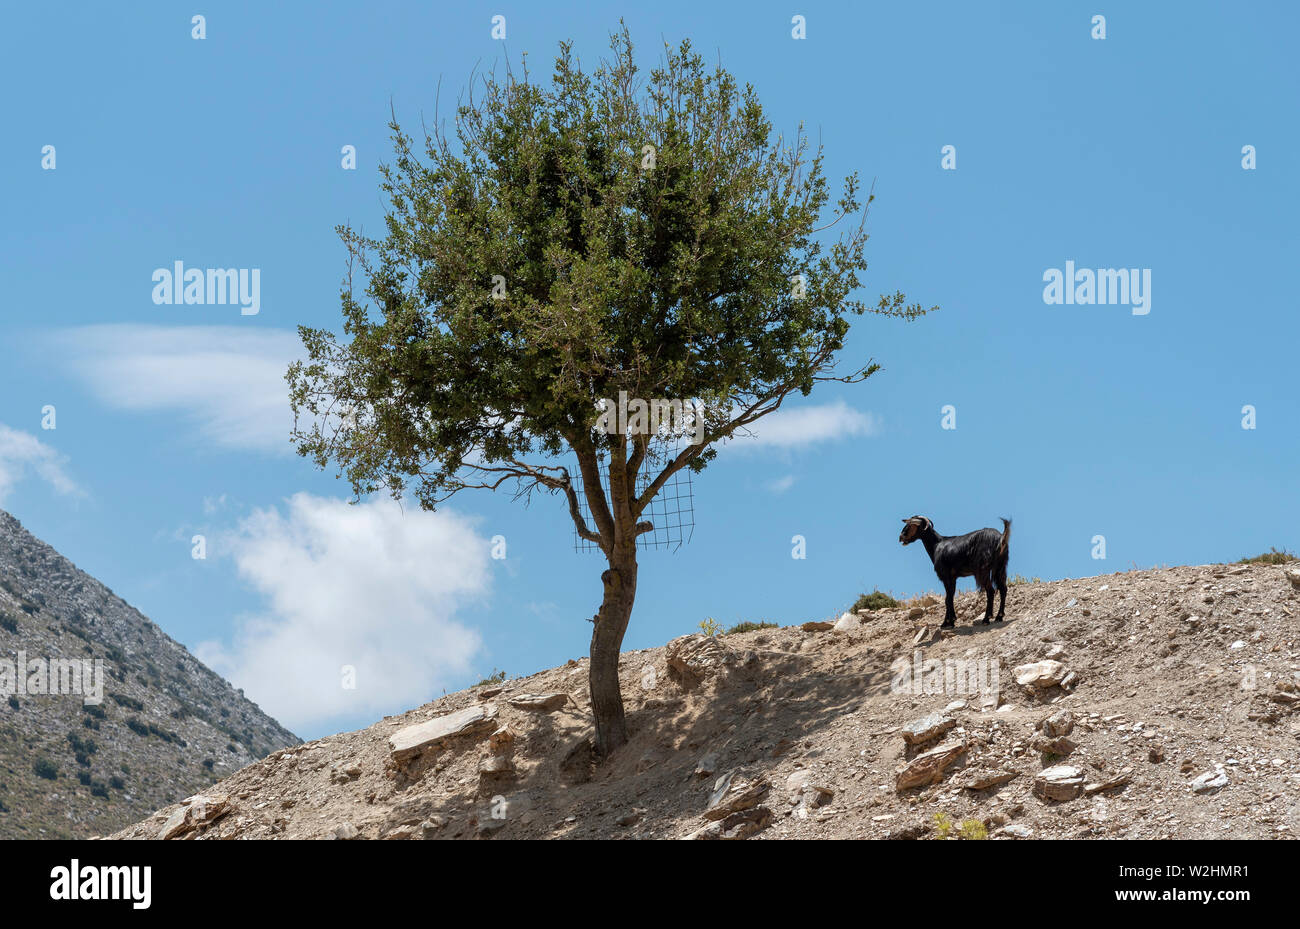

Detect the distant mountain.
xmin=0 ymin=509 xmax=297 ymax=838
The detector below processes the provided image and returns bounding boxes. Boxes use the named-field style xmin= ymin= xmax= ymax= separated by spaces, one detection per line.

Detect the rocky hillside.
xmin=0 ymin=509 xmax=298 ymax=838
xmin=111 ymin=560 xmax=1300 ymax=841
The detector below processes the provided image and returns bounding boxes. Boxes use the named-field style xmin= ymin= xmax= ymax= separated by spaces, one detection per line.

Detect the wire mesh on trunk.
xmin=571 ymin=442 xmax=695 ymax=553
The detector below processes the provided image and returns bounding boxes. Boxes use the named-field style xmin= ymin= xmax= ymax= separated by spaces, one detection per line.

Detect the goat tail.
xmin=998 ymin=518 xmax=1012 ymax=558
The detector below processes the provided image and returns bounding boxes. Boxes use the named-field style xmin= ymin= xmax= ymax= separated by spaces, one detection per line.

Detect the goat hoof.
xmin=980 ymin=617 xmax=992 ymax=625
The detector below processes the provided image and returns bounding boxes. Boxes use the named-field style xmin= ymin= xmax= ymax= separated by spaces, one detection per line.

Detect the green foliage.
xmin=124 ymin=717 xmax=184 ymax=745
xmin=854 ymin=590 xmax=899 ymax=611
xmin=475 ymin=669 xmax=507 ymax=687
xmin=1239 ymin=547 xmax=1296 ymax=565
xmin=287 ymin=26 xmax=929 ymax=517
xmin=698 ymin=618 xmax=723 ymax=637
xmin=933 ymin=811 xmax=988 ymax=840
xmin=1009 ymin=574 xmax=1041 ymax=586
xmin=6 ymin=695 xmax=17 ymax=710
xmin=66 ymin=732 xmax=98 ymax=757
xmin=32 ymin=758 xmax=58 ymax=781
xmin=0 ymin=613 xmax=17 ymax=634
xmin=725 ymin=620 xmax=779 ymax=635
xmin=110 ymin=693 xmax=144 ymax=712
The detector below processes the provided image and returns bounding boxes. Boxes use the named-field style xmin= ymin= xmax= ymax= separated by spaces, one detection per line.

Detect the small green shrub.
xmin=110 ymin=693 xmax=144 ymax=712
xmin=725 ymin=620 xmax=779 ymax=635
xmin=6 ymin=695 xmax=18 ymax=710
xmin=1239 ymin=547 xmax=1296 ymax=565
xmin=698 ymin=618 xmax=723 ymax=637
xmin=32 ymin=758 xmax=58 ymax=781
xmin=853 ymin=590 xmax=899 ymax=612
xmin=66 ymin=732 xmax=98 ymax=756
xmin=933 ymin=811 xmax=988 ymax=840
xmin=0 ymin=614 xmax=18 ymax=634
xmin=475 ymin=669 xmax=507 ymax=687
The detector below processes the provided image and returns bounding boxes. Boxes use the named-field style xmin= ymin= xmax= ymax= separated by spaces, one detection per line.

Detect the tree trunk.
xmin=588 ymin=543 xmax=638 ymax=758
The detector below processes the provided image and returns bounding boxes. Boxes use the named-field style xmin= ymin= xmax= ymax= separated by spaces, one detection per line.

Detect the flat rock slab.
xmin=1085 ymin=772 xmax=1132 ymax=794
xmin=1014 ymin=660 xmax=1069 ymax=688
xmin=507 ymin=692 xmax=570 ymax=712
xmin=960 ymin=768 xmax=1019 ymax=791
xmin=801 ymin=621 xmax=834 ymax=632
xmin=1034 ymin=764 xmax=1084 ymax=801
xmin=705 ymin=771 xmax=771 ymax=820
xmin=389 ymin=704 xmax=498 ymax=763
xmin=1030 ymin=735 xmax=1078 ymax=756
xmin=158 ymin=795 xmax=230 ymax=840
xmin=686 ymin=805 xmax=773 ymax=840
xmin=902 ymin=712 xmax=956 ymax=745
xmin=895 ymin=740 xmax=968 ymax=791
xmin=1191 ymin=765 xmax=1229 ymax=794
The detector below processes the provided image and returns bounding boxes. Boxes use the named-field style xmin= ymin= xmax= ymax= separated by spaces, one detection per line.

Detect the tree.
xmin=287 ymin=28 xmax=931 ymax=757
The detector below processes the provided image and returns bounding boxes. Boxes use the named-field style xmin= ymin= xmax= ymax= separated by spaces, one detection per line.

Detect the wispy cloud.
xmin=765 ymin=474 xmax=797 ymax=494
xmin=729 ymin=399 xmax=881 ymax=450
xmin=194 ymin=493 xmax=489 ymax=733
xmin=48 ymin=325 xmax=301 ymax=455
xmin=0 ymin=423 xmax=85 ymax=504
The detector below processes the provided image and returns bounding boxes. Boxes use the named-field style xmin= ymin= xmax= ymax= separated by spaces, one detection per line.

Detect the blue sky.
xmin=2 ymin=2 xmax=1296 ymax=740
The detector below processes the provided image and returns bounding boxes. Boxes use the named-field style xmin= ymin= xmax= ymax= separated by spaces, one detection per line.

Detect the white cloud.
xmin=765 ymin=474 xmax=796 ymax=494
xmin=0 ymin=423 xmax=85 ymax=504
xmin=202 ymin=494 xmax=229 ymax=515
xmin=730 ymin=399 xmax=881 ymax=450
xmin=49 ymin=325 xmax=301 ymax=454
xmin=194 ymin=493 xmax=489 ymax=734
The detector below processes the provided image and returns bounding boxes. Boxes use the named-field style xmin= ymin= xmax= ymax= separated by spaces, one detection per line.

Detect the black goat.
xmin=899 ymin=516 xmax=1011 ymax=628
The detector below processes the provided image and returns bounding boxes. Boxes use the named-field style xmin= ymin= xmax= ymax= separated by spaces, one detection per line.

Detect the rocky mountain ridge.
xmin=0 ymin=509 xmax=298 ymax=838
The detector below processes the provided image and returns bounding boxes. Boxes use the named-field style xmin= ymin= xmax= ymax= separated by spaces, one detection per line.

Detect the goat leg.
xmin=941 ymin=579 xmax=957 ymax=628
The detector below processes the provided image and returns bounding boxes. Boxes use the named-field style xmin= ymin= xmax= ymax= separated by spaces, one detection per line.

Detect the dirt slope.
xmin=110 ymin=561 xmax=1300 ymax=840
